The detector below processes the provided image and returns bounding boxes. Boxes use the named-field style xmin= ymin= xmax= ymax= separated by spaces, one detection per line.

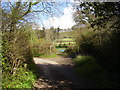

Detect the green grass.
xmin=2 ymin=67 xmax=37 ymax=88
xmin=2 ymin=57 xmax=39 ymax=88
xmin=55 ymin=42 xmax=76 ymax=45
xmin=33 ymin=53 xmax=42 ymax=57
xmin=34 ymin=53 xmax=58 ymax=58
xmin=73 ymin=55 xmax=111 ymax=88
xmin=56 ymin=48 xmax=66 ymax=52
xmin=55 ymin=38 xmax=76 ymax=46
xmin=56 ymin=38 xmax=75 ymax=41
xmin=33 ymin=48 xmax=67 ymax=58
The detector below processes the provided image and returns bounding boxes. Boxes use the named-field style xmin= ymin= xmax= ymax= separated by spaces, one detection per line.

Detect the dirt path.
xmin=33 ymin=56 xmax=96 ymax=89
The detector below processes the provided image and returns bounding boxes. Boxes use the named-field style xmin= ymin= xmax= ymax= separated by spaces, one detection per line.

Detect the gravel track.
xmin=33 ymin=56 xmax=96 ymax=89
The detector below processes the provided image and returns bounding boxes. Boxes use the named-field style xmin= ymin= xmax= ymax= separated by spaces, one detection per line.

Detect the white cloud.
xmin=43 ymin=6 xmax=76 ymax=29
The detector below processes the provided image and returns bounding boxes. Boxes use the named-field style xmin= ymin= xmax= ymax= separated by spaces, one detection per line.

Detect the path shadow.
xmin=34 ymin=63 xmax=97 ymax=89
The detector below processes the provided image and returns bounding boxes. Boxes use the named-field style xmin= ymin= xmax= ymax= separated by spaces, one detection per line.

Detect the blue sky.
xmin=1 ymin=0 xmax=77 ymax=29
xmin=32 ymin=1 xmax=76 ymax=29
xmin=32 ymin=2 xmax=68 ymax=23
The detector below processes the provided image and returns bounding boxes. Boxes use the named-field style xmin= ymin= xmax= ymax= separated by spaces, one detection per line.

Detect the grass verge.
xmin=34 ymin=53 xmax=58 ymax=58
xmin=2 ymin=67 xmax=37 ymax=88
xmin=73 ymin=55 xmax=111 ymax=88
xmin=2 ymin=58 xmax=40 ymax=88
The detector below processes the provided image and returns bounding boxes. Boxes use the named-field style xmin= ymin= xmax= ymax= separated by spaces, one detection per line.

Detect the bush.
xmin=2 ymin=67 xmax=36 ymax=88
xmin=2 ymin=28 xmax=39 ymax=88
xmin=65 ymin=45 xmax=79 ymax=58
xmin=76 ymin=30 xmax=120 ymax=71
xmin=75 ymin=30 xmax=120 ymax=87
xmin=32 ymin=39 xmax=56 ymax=57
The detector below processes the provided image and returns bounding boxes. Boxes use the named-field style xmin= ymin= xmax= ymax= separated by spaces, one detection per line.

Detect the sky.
xmin=33 ymin=1 xmax=77 ymax=29
xmin=2 ymin=0 xmax=119 ymax=30
xmin=1 ymin=0 xmax=78 ymax=29
xmin=42 ymin=5 xmax=76 ymax=29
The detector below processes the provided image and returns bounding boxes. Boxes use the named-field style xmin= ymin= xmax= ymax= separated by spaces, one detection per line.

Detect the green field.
xmin=56 ymin=38 xmax=75 ymax=41
xmin=55 ymin=38 xmax=76 ymax=46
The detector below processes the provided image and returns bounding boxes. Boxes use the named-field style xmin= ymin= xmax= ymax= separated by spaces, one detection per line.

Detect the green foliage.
xmin=77 ymin=30 xmax=120 ymax=72
xmin=2 ymin=29 xmax=32 ymax=71
xmin=31 ymin=26 xmax=57 ymax=57
xmin=45 ymin=27 xmax=59 ymax=41
xmin=56 ymin=48 xmax=66 ymax=52
xmin=73 ymin=2 xmax=120 ymax=85
xmin=2 ymin=28 xmax=39 ymax=88
xmin=65 ymin=45 xmax=79 ymax=58
xmin=71 ymin=2 xmax=120 ymax=88
xmin=73 ymin=30 xmax=120 ymax=88
xmin=39 ymin=53 xmax=58 ymax=58
xmin=55 ymin=38 xmax=76 ymax=52
xmin=91 ymin=2 xmax=119 ymax=29
xmin=34 ymin=29 xmax=46 ymax=39
xmin=57 ymin=38 xmax=74 ymax=41
xmin=74 ymin=56 xmax=110 ymax=88
xmin=32 ymin=38 xmax=56 ymax=57
xmin=55 ymin=38 xmax=76 ymax=46
xmin=2 ymin=67 xmax=36 ymax=88
xmin=77 ymin=2 xmax=119 ymax=30
xmin=55 ymin=45 xmax=67 ymax=48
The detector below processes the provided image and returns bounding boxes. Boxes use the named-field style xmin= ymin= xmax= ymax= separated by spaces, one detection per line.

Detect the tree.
xmin=1 ymin=1 xmax=71 ymax=88
xmin=34 ymin=29 xmax=46 ymax=39
xmin=74 ymin=1 xmax=120 ymax=74
xmin=1 ymin=0 xmax=62 ymax=79
xmin=75 ymin=2 xmax=120 ymax=30
xmin=45 ymin=27 xmax=58 ymax=41
xmin=2 ymin=1 xmax=62 ymax=32
xmin=2 ymin=2 xmax=40 ymax=32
